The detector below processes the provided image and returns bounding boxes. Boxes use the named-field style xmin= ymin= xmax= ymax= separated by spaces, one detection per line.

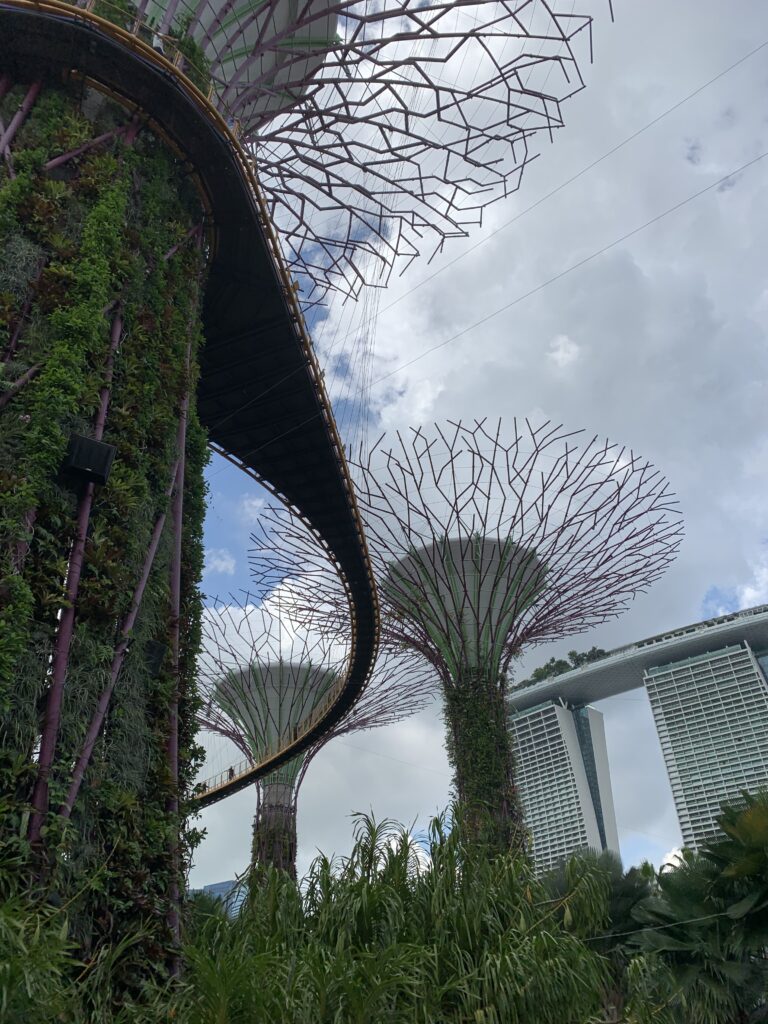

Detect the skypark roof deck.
xmin=509 ymin=604 xmax=768 ymax=713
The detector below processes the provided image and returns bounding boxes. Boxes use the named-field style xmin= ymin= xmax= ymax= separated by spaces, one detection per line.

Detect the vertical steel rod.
xmin=0 ymin=364 xmax=40 ymax=411
xmin=165 ymin=340 xmax=191 ymax=968
xmin=59 ymin=455 xmax=183 ymax=819
xmin=0 ymin=81 xmax=41 ymax=156
xmin=29 ymin=310 xmax=123 ymax=844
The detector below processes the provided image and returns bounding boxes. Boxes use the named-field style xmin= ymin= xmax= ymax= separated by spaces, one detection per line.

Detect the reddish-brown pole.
xmin=29 ymin=310 xmax=123 ymax=844
xmin=0 ymin=81 xmax=41 ymax=155
xmin=43 ymin=125 xmax=130 ymax=171
xmin=0 ymin=364 xmax=40 ymax=411
xmin=165 ymin=340 xmax=191 ymax=968
xmin=59 ymin=456 xmax=182 ymax=820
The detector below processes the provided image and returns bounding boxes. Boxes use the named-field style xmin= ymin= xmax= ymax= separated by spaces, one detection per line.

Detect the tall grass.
xmin=1 ymin=811 xmax=611 ymax=1022
xmin=180 ymin=812 xmax=610 ymax=1023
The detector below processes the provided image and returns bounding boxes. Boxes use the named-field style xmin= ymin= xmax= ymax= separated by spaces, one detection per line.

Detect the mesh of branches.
xmin=249 ymin=418 xmax=683 ymax=687
xmin=167 ymin=0 xmax=606 ymax=301
xmin=197 ymin=595 xmax=436 ymax=808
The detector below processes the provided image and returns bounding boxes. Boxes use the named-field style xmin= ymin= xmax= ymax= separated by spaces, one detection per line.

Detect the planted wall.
xmin=0 ymin=79 xmax=207 ymax=978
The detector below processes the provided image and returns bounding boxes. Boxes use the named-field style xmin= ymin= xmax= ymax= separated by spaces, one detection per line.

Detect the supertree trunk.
xmin=0 ymin=79 xmax=207 ymax=981
xmin=443 ymin=671 xmax=525 ymax=855
xmin=251 ymin=777 xmax=299 ymax=880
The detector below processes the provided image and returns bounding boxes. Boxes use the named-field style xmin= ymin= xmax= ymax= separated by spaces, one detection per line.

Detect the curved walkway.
xmin=0 ymin=0 xmax=378 ymax=807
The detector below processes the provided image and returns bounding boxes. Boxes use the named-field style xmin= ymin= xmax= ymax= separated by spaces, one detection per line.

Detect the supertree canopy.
xmin=198 ymin=599 xmax=434 ymax=877
xmin=237 ymin=0 xmax=601 ymax=302
xmin=254 ymin=419 xmax=683 ymax=853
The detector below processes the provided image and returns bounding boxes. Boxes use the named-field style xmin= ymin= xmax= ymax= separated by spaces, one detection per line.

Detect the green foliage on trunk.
xmin=0 ymin=81 xmax=207 ymax=985
xmin=251 ymin=796 xmax=299 ymax=883
xmin=443 ymin=670 xmax=525 ymax=856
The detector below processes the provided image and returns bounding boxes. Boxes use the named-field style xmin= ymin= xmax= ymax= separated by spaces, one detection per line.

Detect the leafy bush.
xmin=180 ymin=812 xmax=609 ymax=1023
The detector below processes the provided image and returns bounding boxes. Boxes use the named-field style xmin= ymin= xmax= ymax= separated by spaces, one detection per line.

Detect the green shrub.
xmin=180 ymin=812 xmax=609 ymax=1023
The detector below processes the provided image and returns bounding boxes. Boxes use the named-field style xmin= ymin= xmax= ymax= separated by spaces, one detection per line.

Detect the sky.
xmin=189 ymin=0 xmax=768 ymax=888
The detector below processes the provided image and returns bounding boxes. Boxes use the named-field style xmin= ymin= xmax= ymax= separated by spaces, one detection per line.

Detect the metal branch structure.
xmin=227 ymin=0 xmax=602 ymax=302
xmin=8 ymin=0 xmax=608 ymax=305
xmin=198 ymin=598 xmax=434 ymax=876
xmin=253 ymin=418 xmax=683 ymax=853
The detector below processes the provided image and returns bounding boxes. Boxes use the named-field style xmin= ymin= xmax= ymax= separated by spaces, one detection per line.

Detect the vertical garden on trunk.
xmin=0 ymin=79 xmax=206 ymax=980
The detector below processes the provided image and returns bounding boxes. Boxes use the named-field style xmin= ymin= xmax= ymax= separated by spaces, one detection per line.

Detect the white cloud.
xmin=205 ymin=548 xmax=236 ymax=576
xmin=736 ymin=553 xmax=768 ymax=608
xmin=547 ymin=334 xmax=581 ymax=369
xmin=238 ymin=494 xmax=265 ymax=525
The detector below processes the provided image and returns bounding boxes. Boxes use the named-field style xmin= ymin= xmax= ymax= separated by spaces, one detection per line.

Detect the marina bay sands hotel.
xmin=508 ymin=604 xmax=768 ymax=871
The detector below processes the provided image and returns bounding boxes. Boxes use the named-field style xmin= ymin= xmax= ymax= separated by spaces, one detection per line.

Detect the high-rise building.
xmin=193 ymin=879 xmax=246 ymax=918
xmin=510 ymin=701 xmax=619 ymax=872
xmin=645 ymin=643 xmax=768 ymax=849
xmin=509 ymin=604 xmax=768 ymax=856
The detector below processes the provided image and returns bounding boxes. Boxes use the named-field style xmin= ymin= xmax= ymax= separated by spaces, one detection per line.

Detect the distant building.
xmin=193 ymin=879 xmax=246 ymax=917
xmin=510 ymin=701 xmax=619 ymax=872
xmin=509 ymin=604 xmax=768 ymax=855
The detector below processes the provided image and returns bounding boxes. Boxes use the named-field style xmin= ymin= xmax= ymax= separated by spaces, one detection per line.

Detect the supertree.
xmin=0 ymin=0 xmax=609 ymax=970
xmin=253 ymin=419 xmax=683 ymax=854
xmin=197 ymin=598 xmax=435 ymax=878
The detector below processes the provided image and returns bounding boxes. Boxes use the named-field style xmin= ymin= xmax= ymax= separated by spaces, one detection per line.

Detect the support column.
xmin=0 ymin=81 xmax=41 ymax=156
xmin=165 ymin=341 xmax=191 ymax=968
xmin=0 ymin=364 xmax=40 ymax=411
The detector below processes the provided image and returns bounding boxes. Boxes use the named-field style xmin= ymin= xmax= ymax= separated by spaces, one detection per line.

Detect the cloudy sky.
xmin=189 ymin=0 xmax=768 ymax=887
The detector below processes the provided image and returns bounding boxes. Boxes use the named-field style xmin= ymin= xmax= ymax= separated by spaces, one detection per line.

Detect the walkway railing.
xmin=195 ymin=670 xmax=349 ymax=801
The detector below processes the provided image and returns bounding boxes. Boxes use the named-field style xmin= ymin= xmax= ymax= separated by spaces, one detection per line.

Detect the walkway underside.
xmin=0 ymin=1 xmax=378 ymax=804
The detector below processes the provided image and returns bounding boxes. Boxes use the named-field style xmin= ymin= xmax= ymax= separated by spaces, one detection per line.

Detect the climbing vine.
xmin=443 ymin=671 xmax=526 ymax=857
xmin=0 ymin=80 xmax=208 ymax=987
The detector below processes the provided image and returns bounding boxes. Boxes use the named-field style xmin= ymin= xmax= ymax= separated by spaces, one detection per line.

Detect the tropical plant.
xmin=513 ymin=646 xmax=608 ymax=689
xmin=702 ymin=789 xmax=768 ymax=953
xmin=543 ymin=849 xmax=656 ymax=1021
xmin=0 ymin=77 xmax=207 ymax=990
xmin=631 ymin=838 xmax=768 ymax=1023
xmin=180 ymin=811 xmax=610 ymax=1023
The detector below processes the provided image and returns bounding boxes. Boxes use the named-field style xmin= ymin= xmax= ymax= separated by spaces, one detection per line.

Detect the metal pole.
xmin=0 ymin=364 xmax=40 ymax=411
xmin=0 ymin=81 xmax=41 ymax=156
xmin=59 ymin=456 xmax=182 ymax=819
xmin=44 ymin=126 xmax=129 ymax=172
xmin=165 ymin=340 xmax=191 ymax=969
xmin=29 ymin=310 xmax=123 ymax=845
xmin=162 ymin=223 xmax=202 ymax=262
